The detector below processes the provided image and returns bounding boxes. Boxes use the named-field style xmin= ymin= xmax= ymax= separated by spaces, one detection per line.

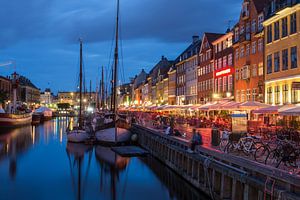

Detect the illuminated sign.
xmin=214 ymin=67 xmax=233 ymax=78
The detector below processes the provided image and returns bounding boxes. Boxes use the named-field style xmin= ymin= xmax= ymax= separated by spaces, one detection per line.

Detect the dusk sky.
xmin=0 ymin=0 xmax=241 ymax=93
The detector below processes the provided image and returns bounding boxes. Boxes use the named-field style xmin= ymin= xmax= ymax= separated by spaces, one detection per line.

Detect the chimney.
xmin=192 ymin=35 xmax=199 ymax=43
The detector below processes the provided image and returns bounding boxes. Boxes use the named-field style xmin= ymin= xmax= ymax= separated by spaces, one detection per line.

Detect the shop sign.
xmin=214 ymin=67 xmax=233 ymax=78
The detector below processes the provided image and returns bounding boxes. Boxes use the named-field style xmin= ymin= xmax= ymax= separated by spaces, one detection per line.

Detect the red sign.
xmin=214 ymin=67 xmax=233 ymax=78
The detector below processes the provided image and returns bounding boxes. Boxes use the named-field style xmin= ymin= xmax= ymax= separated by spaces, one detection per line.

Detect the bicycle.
xmin=223 ymin=134 xmax=260 ymax=156
xmin=265 ymin=141 xmax=299 ymax=168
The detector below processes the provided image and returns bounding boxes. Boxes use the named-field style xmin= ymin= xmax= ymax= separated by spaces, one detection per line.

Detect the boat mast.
xmin=113 ymin=0 xmax=120 ymax=142
xmin=79 ymin=39 xmax=83 ymax=128
xmin=110 ymin=67 xmax=114 ymax=111
xmin=101 ymin=66 xmax=105 ymax=110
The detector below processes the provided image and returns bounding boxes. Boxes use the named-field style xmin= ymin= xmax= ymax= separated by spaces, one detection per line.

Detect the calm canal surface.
xmin=0 ymin=117 xmax=208 ymax=200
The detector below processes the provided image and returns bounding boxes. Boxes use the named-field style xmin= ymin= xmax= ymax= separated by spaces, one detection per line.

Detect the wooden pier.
xmin=131 ymin=124 xmax=300 ymax=200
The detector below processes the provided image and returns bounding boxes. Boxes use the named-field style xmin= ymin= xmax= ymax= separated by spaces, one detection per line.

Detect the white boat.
xmin=67 ymin=129 xmax=90 ymax=143
xmin=95 ymin=127 xmax=131 ymax=144
xmin=35 ymin=107 xmax=52 ymax=121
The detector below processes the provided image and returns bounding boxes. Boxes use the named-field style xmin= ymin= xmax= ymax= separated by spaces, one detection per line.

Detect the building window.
xmin=242 ymin=65 xmax=249 ymax=79
xmin=218 ymin=78 xmax=222 ymax=93
xmin=236 ymin=69 xmax=239 ymax=80
xmin=267 ymin=54 xmax=273 ymax=74
xmin=252 ymin=64 xmax=257 ymax=77
xmin=283 ymin=84 xmax=289 ymax=104
xmin=290 ymin=13 xmax=297 ymax=34
xmin=215 ymin=79 xmax=218 ymax=93
xmin=246 ymin=89 xmax=251 ymax=101
xmin=218 ymin=58 xmax=222 ymax=69
xmin=274 ymin=21 xmax=279 ymax=41
xmin=267 ymin=87 xmax=272 ymax=104
xmin=240 ymin=46 xmax=244 ymax=57
xmin=282 ymin=49 xmax=288 ymax=71
xmin=275 ymin=86 xmax=280 ymax=105
xmin=228 ymin=37 xmax=232 ymax=47
xmin=223 ymin=76 xmax=227 ymax=92
xmin=282 ymin=17 xmax=288 ymax=38
xmin=258 ymin=39 xmax=263 ymax=52
xmin=235 ymin=28 xmax=239 ymax=42
xmin=235 ymin=49 xmax=239 ymax=60
xmin=292 ymin=88 xmax=298 ymax=104
xmin=267 ymin=25 xmax=272 ymax=43
xmin=252 ymin=88 xmax=257 ymax=101
xmin=251 ymin=19 xmax=256 ymax=33
xmin=241 ymin=90 xmax=245 ymax=102
xmin=258 ymin=63 xmax=263 ymax=76
xmin=252 ymin=41 xmax=256 ymax=54
xmin=246 ymin=44 xmax=250 ymax=56
xmin=223 ymin=56 xmax=227 ymax=68
xmin=228 ymin=75 xmax=233 ymax=91
xmin=258 ymin=14 xmax=264 ymax=31
xmin=228 ymin=54 xmax=233 ymax=66
xmin=274 ymin=52 xmax=280 ymax=72
xmin=291 ymin=46 xmax=298 ymax=69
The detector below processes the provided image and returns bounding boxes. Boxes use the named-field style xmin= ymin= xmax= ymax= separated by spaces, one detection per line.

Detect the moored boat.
xmin=67 ymin=129 xmax=91 ymax=143
xmin=35 ymin=107 xmax=52 ymax=122
xmin=0 ymin=112 xmax=32 ymax=128
xmin=32 ymin=112 xmax=41 ymax=125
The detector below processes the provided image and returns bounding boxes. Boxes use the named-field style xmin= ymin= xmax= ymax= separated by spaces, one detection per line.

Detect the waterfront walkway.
xmin=135 ymin=120 xmax=300 ymax=174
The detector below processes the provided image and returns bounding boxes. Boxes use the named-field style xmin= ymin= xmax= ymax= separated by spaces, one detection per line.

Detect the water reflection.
xmin=0 ymin=117 xmax=208 ymax=200
xmin=0 ymin=126 xmax=37 ymax=180
xmin=66 ymin=143 xmax=93 ymax=200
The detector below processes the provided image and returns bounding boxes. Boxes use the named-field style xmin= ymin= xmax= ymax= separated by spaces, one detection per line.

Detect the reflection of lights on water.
xmin=60 ymin=128 xmax=63 ymax=143
xmin=32 ymin=126 xmax=36 ymax=145
xmin=6 ymin=144 xmax=9 ymax=153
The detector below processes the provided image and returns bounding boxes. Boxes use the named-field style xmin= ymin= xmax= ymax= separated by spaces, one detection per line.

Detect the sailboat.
xmin=95 ymin=0 xmax=131 ymax=144
xmin=67 ymin=39 xmax=91 ymax=143
xmin=0 ymin=72 xmax=32 ymax=128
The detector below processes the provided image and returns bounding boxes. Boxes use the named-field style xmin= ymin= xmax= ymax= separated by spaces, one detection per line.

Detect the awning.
xmin=252 ymin=105 xmax=283 ymax=114
xmin=279 ymin=106 xmax=300 ymax=116
xmin=238 ymin=101 xmax=269 ymax=110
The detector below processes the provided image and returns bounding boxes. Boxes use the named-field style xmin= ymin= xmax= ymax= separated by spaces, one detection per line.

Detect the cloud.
xmin=0 ymin=0 xmax=242 ymax=92
xmin=0 ymin=0 xmax=241 ymax=46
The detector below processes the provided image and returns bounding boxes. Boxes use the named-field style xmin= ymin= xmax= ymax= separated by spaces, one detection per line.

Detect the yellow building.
xmin=264 ymin=3 xmax=300 ymax=105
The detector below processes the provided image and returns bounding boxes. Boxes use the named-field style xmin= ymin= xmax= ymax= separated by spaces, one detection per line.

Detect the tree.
xmin=57 ymin=103 xmax=70 ymax=110
xmin=0 ymin=91 xmax=8 ymax=104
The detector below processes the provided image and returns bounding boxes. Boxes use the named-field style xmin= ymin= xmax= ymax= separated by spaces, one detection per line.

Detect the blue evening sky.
xmin=0 ymin=0 xmax=241 ymax=93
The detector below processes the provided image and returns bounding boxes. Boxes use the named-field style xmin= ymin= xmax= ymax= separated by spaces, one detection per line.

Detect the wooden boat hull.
xmin=95 ymin=127 xmax=131 ymax=144
xmin=67 ymin=130 xmax=90 ymax=143
xmin=32 ymin=113 xmax=41 ymax=125
xmin=0 ymin=113 xmax=32 ymax=128
xmin=41 ymin=115 xmax=52 ymax=122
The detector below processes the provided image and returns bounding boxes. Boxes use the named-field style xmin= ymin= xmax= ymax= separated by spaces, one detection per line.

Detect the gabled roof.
xmin=148 ymin=56 xmax=173 ymax=85
xmin=19 ymin=76 xmax=39 ymax=90
xmin=253 ymin=0 xmax=269 ymax=13
xmin=205 ymin=32 xmax=225 ymax=44
xmin=200 ymin=32 xmax=224 ymax=53
xmin=175 ymin=38 xmax=202 ymax=63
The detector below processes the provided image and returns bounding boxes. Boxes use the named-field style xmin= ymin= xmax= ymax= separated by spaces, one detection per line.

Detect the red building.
xmin=233 ymin=0 xmax=268 ymax=102
xmin=212 ymin=31 xmax=234 ymax=101
xmin=198 ymin=33 xmax=224 ymax=104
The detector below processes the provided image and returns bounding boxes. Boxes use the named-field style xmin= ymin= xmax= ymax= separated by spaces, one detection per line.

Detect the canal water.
xmin=0 ymin=117 xmax=209 ymax=200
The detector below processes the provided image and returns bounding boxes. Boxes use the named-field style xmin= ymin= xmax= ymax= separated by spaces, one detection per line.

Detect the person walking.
xmin=188 ymin=129 xmax=203 ymax=153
